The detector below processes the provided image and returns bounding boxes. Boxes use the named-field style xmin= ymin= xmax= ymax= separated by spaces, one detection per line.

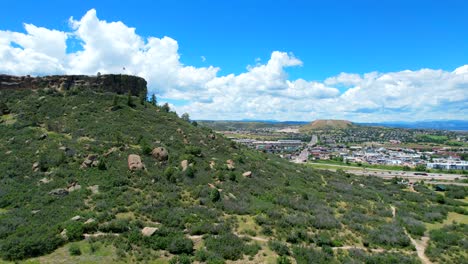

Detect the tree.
xmin=150 ymin=94 xmax=157 ymax=106
xmin=210 ymin=189 xmax=221 ymax=202
xmin=162 ymin=103 xmax=170 ymax=112
xmin=181 ymin=113 xmax=190 ymax=122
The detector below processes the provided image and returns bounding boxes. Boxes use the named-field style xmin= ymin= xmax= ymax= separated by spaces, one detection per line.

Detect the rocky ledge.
xmin=0 ymin=74 xmax=147 ymax=96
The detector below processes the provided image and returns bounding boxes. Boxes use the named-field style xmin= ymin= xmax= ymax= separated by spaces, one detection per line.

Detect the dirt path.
xmin=407 ymin=234 xmax=432 ymax=264
xmin=392 ymin=205 xmax=432 ymax=264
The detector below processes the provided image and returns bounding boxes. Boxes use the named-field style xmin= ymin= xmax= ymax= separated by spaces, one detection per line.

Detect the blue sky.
xmin=1 ymin=0 xmax=467 ymax=121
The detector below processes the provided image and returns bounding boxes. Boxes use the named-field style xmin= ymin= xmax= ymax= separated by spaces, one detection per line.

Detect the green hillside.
xmin=0 ymin=86 xmax=467 ymax=263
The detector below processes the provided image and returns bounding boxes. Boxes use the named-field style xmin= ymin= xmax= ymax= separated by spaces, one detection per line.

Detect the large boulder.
xmin=242 ymin=171 xmax=252 ymax=178
xmin=226 ymin=159 xmax=235 ymax=170
xmin=151 ymin=147 xmax=168 ymax=161
xmin=181 ymin=160 xmax=189 ymax=171
xmin=141 ymin=227 xmax=158 ymax=237
xmin=128 ymin=154 xmax=145 ymax=170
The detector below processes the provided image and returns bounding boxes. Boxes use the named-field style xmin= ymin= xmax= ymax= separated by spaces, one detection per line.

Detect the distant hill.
xmin=299 ymin=119 xmax=355 ymax=132
xmin=359 ymin=120 xmax=468 ymax=131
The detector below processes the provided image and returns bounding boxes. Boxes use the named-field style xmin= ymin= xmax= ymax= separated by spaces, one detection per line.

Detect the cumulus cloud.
xmin=0 ymin=9 xmax=467 ymax=122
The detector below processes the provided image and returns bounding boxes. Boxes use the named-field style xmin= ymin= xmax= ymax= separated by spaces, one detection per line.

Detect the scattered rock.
xmin=39 ymin=177 xmax=52 ymax=184
xmin=183 ymin=138 xmax=189 ymax=145
xmin=152 ymin=147 xmax=168 ymax=161
xmin=226 ymin=159 xmax=235 ymax=170
xmin=87 ymin=185 xmax=99 ymax=194
xmin=71 ymin=215 xmax=81 ymax=221
xmin=208 ymin=133 xmax=216 ymax=140
xmin=103 ymin=147 xmax=118 ymax=157
xmin=210 ymin=160 xmax=216 ymax=170
xmin=141 ymin=227 xmax=158 ymax=237
xmin=85 ymin=218 xmax=96 ymax=224
xmin=208 ymin=183 xmax=216 ymax=189
xmin=60 ymin=229 xmax=68 ymax=240
xmin=242 ymin=171 xmax=252 ymax=178
xmin=128 ymin=154 xmax=145 ymax=170
xmin=39 ymin=133 xmax=48 ymax=140
xmin=32 ymin=162 xmax=40 ymax=172
xmin=49 ymin=188 xmax=69 ymax=196
xmin=67 ymin=182 xmax=81 ymax=192
xmin=181 ymin=160 xmax=189 ymax=171
xmin=81 ymin=154 xmax=98 ymax=168
xmin=176 ymin=128 xmax=183 ymax=134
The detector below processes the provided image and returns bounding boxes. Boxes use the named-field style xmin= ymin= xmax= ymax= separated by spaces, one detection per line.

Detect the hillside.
xmin=299 ymin=119 xmax=355 ymax=132
xmin=0 ymin=79 xmax=467 ymax=263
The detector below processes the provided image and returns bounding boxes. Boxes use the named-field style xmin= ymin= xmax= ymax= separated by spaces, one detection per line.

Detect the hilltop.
xmin=299 ymin=119 xmax=355 ymax=132
xmin=0 ymin=76 xmax=466 ymax=264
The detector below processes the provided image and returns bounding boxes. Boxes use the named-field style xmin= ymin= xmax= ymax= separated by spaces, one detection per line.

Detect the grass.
xmin=10 ymin=241 xmax=118 ymax=264
xmin=425 ymin=212 xmax=468 ymax=231
xmin=236 ymin=215 xmax=260 ymax=236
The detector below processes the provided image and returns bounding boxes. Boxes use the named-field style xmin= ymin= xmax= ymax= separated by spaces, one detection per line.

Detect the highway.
xmin=308 ymin=162 xmax=468 ymax=186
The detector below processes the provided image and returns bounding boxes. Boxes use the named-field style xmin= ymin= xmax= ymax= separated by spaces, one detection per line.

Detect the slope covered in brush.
xmin=0 ymin=86 xmax=466 ymax=263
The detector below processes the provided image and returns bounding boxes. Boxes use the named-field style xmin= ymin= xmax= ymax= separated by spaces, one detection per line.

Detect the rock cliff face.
xmin=0 ymin=74 xmax=147 ymax=96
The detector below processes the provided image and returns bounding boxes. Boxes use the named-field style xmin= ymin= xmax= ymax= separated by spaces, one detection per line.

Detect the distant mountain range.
xmin=358 ymin=120 xmax=468 ymax=131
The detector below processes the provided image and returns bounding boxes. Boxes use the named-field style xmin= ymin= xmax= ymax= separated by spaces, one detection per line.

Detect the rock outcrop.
xmin=0 ymin=74 xmax=147 ymax=96
xmin=128 ymin=154 xmax=144 ymax=171
xmin=151 ymin=147 xmax=168 ymax=161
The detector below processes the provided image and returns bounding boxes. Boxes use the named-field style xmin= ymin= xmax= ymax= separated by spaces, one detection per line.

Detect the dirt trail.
xmin=392 ymin=205 xmax=432 ymax=264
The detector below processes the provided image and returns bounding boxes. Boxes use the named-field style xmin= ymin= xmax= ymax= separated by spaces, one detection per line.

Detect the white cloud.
xmin=0 ymin=9 xmax=467 ymax=122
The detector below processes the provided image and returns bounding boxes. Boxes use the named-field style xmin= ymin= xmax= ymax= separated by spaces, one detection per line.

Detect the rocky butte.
xmin=0 ymin=74 xmax=147 ymax=96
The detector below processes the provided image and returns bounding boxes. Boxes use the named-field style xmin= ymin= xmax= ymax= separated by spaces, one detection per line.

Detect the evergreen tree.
xmin=150 ymin=94 xmax=157 ymax=106
xmin=181 ymin=113 xmax=190 ymax=122
xmin=162 ymin=103 xmax=170 ymax=112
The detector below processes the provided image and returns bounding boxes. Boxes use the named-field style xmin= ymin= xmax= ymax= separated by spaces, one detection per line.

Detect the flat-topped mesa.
xmin=0 ymin=74 xmax=147 ymax=96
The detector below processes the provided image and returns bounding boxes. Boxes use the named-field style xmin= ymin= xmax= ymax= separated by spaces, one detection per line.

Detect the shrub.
xmin=210 ymin=189 xmax=221 ymax=202
xmin=68 ymin=244 xmax=81 ymax=256
xmin=268 ymin=240 xmax=290 ymax=256
xmin=168 ymin=237 xmax=194 ymax=255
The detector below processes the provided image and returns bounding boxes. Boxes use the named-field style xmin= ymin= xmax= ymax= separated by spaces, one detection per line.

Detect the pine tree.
xmin=150 ymin=94 xmax=157 ymax=106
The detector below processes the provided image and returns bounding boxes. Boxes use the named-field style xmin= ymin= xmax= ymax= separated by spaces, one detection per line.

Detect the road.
xmin=308 ymin=162 xmax=468 ymax=185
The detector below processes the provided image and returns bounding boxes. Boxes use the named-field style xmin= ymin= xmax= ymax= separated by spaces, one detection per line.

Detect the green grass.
xmin=425 ymin=212 xmax=468 ymax=231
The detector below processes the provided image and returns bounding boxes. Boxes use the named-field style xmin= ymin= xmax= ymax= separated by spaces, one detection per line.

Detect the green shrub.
xmin=68 ymin=244 xmax=81 ymax=256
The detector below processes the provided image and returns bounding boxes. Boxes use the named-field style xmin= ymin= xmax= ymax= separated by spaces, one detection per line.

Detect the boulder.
xmin=71 ymin=215 xmax=81 ymax=221
xmin=87 ymin=185 xmax=99 ymax=194
xmin=141 ymin=227 xmax=158 ymax=237
xmin=60 ymin=229 xmax=68 ymax=240
xmin=151 ymin=147 xmax=168 ymax=161
xmin=242 ymin=171 xmax=252 ymax=178
xmin=81 ymin=154 xmax=98 ymax=168
xmin=85 ymin=218 xmax=96 ymax=224
xmin=181 ymin=160 xmax=188 ymax=171
xmin=39 ymin=133 xmax=48 ymax=140
xmin=209 ymin=160 xmax=216 ymax=170
xmin=68 ymin=183 xmax=81 ymax=192
xmin=32 ymin=162 xmax=40 ymax=172
xmin=226 ymin=159 xmax=235 ymax=170
xmin=208 ymin=133 xmax=216 ymax=140
xmin=49 ymin=188 xmax=69 ymax=196
xmin=128 ymin=154 xmax=144 ymax=170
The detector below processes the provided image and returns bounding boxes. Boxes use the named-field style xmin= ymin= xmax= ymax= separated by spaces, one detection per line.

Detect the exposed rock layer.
xmin=0 ymin=74 xmax=147 ymax=96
